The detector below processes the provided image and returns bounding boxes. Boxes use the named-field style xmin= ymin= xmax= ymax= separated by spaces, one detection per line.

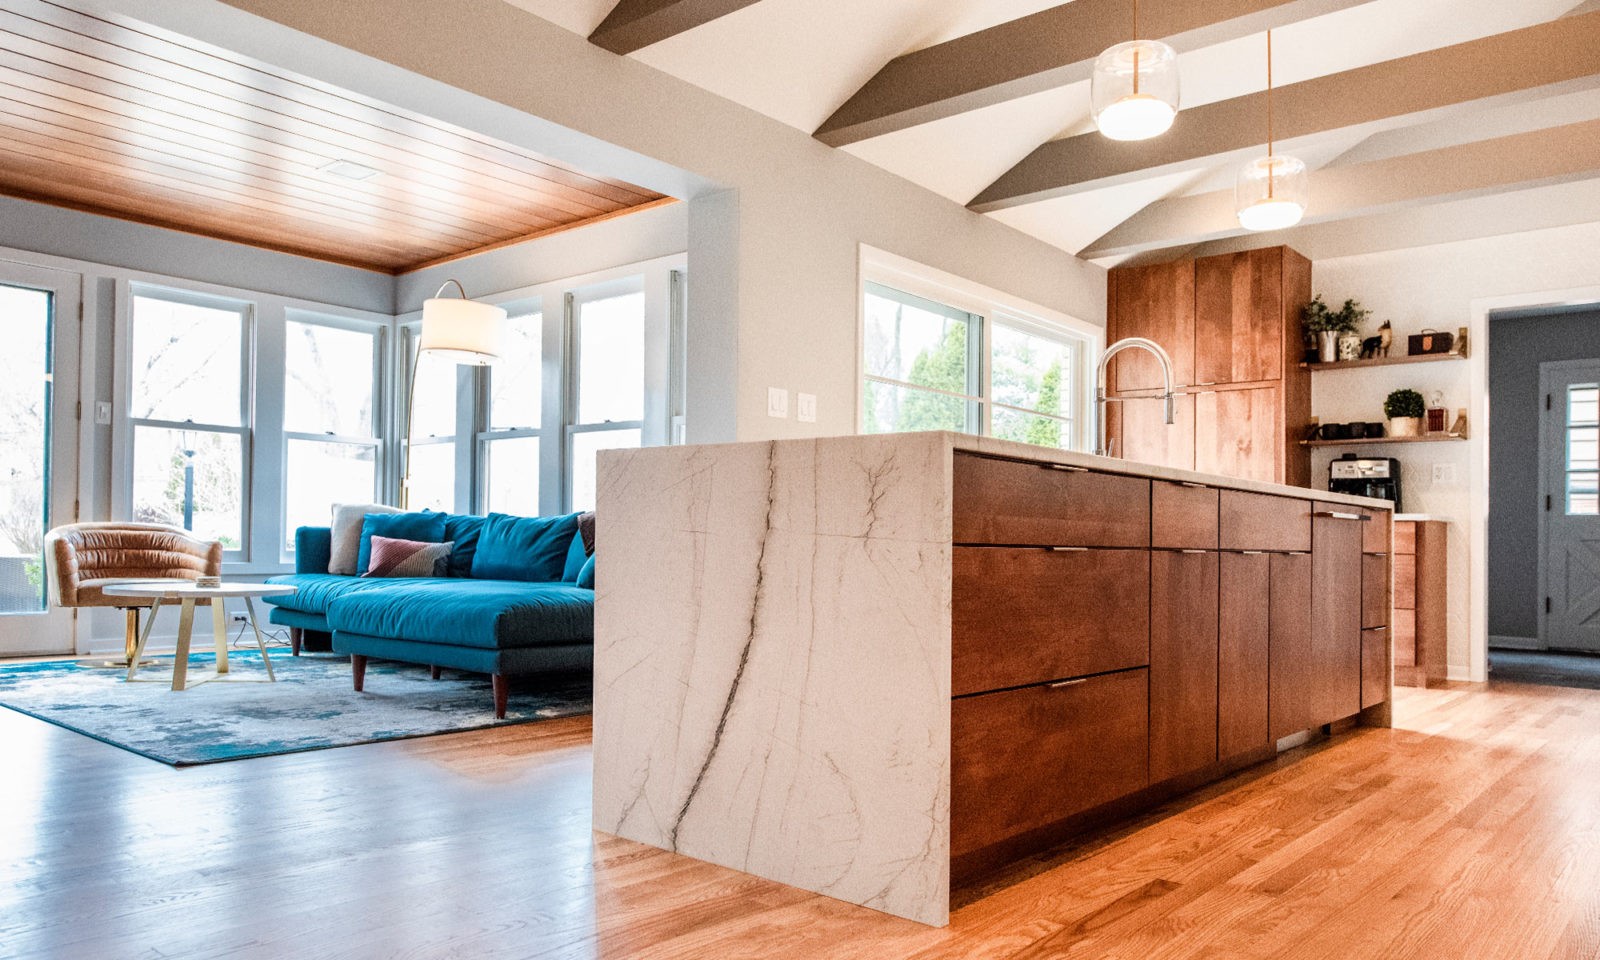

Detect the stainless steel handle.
xmin=1047 ymin=678 xmax=1088 ymax=689
xmin=1240 ymin=550 xmax=1266 ymax=555
xmin=1313 ymin=511 xmax=1369 ymax=521
xmin=1048 ymin=546 xmax=1089 ymax=552
xmin=1178 ymin=481 xmax=1208 ymax=489
xmin=1046 ymin=463 xmax=1088 ymax=473
xmin=1179 ymin=549 xmax=1210 ymax=554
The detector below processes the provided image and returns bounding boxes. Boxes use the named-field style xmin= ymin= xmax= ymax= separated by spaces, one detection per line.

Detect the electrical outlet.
xmin=797 ymin=393 xmax=817 ymax=423
xmin=767 ymin=387 xmax=789 ymax=419
xmin=1432 ymin=463 xmax=1457 ymax=486
xmin=231 ymin=613 xmax=249 ymax=623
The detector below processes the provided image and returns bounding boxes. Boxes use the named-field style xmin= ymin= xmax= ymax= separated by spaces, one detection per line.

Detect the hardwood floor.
xmin=3 ymin=680 xmax=1599 ymax=959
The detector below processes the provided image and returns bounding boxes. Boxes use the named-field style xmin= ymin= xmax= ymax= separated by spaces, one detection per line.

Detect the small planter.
xmin=1387 ymin=416 xmax=1422 ymax=438
xmin=1338 ymin=334 xmax=1362 ymax=362
xmin=1318 ymin=330 xmax=1339 ymax=363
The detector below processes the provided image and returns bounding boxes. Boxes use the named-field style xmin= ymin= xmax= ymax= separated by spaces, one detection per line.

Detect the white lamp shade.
xmin=1092 ymin=40 xmax=1180 ymax=141
xmin=1236 ymin=154 xmax=1309 ymax=232
xmin=419 ymin=295 xmax=507 ymax=365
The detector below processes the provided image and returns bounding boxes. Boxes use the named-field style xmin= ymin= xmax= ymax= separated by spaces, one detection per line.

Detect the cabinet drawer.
xmin=1393 ymin=611 xmax=1416 ymax=666
xmin=1393 ymin=521 xmax=1416 ymax=555
xmin=1394 ymin=558 xmax=1416 ymax=609
xmin=1363 ymin=508 xmax=1392 ymax=555
xmin=954 ymin=454 xmax=1150 ymax=547
xmin=1362 ymin=553 xmax=1390 ymax=629
xmin=1362 ymin=627 xmax=1389 ymax=710
xmin=1152 ymin=481 xmax=1218 ymax=549
xmin=1219 ymin=489 xmax=1310 ymax=552
xmin=951 ymin=668 xmax=1149 ymax=861
xmin=953 ymin=547 xmax=1150 ymax=696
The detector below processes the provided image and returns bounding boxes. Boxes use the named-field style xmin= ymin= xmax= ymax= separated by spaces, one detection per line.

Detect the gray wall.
xmin=1488 ymin=306 xmax=1600 ymax=643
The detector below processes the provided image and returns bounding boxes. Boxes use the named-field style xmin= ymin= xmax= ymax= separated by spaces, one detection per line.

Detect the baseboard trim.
xmin=1489 ymin=635 xmax=1544 ymax=651
xmin=1448 ymin=665 xmax=1473 ymax=682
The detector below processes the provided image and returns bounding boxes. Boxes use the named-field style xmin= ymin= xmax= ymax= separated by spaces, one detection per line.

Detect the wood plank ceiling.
xmin=0 ymin=0 xmax=671 ymax=273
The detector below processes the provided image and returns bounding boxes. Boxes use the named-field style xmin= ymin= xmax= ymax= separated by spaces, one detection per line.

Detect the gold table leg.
xmin=211 ymin=598 xmax=230 ymax=675
xmin=171 ymin=600 xmax=195 ymax=691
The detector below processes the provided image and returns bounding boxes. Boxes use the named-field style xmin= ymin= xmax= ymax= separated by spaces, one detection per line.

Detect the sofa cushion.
xmin=363 ymin=536 xmax=453 ymax=578
xmin=263 ymin=573 xmax=435 ymax=615
xmin=325 ymin=579 xmax=593 ymax=649
xmin=470 ymin=512 xmax=580 ymax=583
xmin=576 ymin=555 xmax=596 ymax=590
xmin=561 ymin=532 xmax=588 ymax=582
xmin=356 ymin=512 xmax=447 ymax=575
xmin=441 ymin=513 xmax=486 ymax=578
xmin=329 ymin=503 xmax=399 ymax=575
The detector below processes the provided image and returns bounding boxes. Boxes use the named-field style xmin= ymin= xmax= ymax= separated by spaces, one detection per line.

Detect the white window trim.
xmin=858 ymin=246 xmax=1101 ymax=451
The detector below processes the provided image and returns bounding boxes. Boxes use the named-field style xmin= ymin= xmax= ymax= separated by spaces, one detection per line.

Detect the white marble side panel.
xmin=592 ymin=433 xmax=953 ymax=925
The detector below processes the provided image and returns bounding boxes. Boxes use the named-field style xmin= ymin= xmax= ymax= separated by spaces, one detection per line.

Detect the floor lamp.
xmin=402 ymin=280 xmax=506 ymax=510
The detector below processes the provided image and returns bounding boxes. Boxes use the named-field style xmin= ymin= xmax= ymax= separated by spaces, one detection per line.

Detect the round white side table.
xmin=102 ymin=583 xmax=297 ymax=690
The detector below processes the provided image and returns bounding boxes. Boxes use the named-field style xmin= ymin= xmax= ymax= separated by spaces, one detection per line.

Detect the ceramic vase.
xmin=1318 ymin=330 xmax=1338 ymax=363
xmin=1338 ymin=334 xmax=1362 ymax=361
xmin=1387 ymin=416 xmax=1422 ymax=438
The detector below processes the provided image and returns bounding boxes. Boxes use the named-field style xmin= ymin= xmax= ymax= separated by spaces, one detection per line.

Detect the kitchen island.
xmin=592 ymin=432 xmax=1392 ymax=926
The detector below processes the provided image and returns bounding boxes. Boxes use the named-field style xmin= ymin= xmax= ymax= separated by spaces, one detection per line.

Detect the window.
xmin=129 ymin=291 xmax=249 ymax=550
xmin=567 ymin=282 xmax=646 ymax=512
xmin=1567 ymin=384 xmax=1599 ymax=514
xmin=0 ymin=283 xmax=52 ymax=615
xmin=861 ymin=282 xmax=1080 ymax=449
xmin=404 ymin=330 xmax=460 ymax=513
xmin=282 ymin=318 xmax=380 ymax=548
xmin=480 ymin=310 xmax=543 ymax=515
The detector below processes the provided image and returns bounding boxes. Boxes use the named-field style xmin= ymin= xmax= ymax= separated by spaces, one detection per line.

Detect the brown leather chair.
xmin=44 ymin=522 xmax=224 ymax=666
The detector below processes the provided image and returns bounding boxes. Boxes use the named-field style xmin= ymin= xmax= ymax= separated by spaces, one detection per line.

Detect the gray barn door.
xmin=1540 ymin=360 xmax=1600 ymax=652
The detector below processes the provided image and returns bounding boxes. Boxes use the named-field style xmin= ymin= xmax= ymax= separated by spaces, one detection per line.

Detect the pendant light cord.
xmin=1266 ymin=29 xmax=1275 ymax=199
xmin=1131 ymin=0 xmax=1141 ymax=95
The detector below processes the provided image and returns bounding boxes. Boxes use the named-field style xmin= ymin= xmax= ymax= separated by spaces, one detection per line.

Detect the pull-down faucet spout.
xmin=1093 ymin=337 xmax=1177 ymax=458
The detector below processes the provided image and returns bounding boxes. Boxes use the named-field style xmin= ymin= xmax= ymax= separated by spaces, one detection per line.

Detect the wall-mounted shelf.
xmin=1300 ymin=352 xmax=1467 ymax=371
xmin=1301 ymin=434 xmax=1468 ymax=448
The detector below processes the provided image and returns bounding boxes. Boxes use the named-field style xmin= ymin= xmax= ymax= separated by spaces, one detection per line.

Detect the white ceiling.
xmin=502 ymin=0 xmax=1596 ymax=263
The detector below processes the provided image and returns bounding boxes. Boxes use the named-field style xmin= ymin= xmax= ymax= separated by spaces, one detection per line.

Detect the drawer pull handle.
xmin=1048 ymin=678 xmax=1088 ymax=689
xmin=1178 ymin=481 xmax=1208 ymax=489
xmin=1045 ymin=463 xmax=1088 ymax=473
xmin=1048 ymin=546 xmax=1089 ymax=552
xmin=1313 ymin=511 xmax=1369 ymax=521
xmin=1240 ymin=550 xmax=1266 ymax=555
xmin=1179 ymin=549 xmax=1210 ymax=554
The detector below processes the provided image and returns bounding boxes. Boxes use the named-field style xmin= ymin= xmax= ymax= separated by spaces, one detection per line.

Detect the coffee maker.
xmin=1329 ymin=454 xmax=1402 ymax=510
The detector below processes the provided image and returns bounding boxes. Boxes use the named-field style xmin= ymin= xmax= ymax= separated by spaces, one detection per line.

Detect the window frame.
xmin=121 ymin=284 xmax=254 ymax=560
xmin=476 ymin=298 xmax=545 ymax=516
xmin=279 ymin=311 xmax=385 ymax=555
xmin=565 ymin=276 xmax=648 ymax=512
xmin=857 ymin=258 xmax=1095 ymax=452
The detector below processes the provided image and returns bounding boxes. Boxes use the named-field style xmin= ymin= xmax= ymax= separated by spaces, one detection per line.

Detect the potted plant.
xmin=1303 ymin=295 xmax=1359 ymax=363
xmin=1384 ymin=388 xmax=1425 ymax=437
xmin=1334 ymin=299 xmax=1371 ymax=361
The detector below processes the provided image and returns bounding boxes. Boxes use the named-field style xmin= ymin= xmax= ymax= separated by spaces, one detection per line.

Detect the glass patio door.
xmin=0 ymin=264 xmax=80 ymax=657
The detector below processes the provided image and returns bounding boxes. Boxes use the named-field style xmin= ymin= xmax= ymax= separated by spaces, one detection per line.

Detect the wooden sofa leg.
xmin=491 ymin=674 xmax=508 ymax=719
xmin=290 ymin=627 xmax=303 ymax=657
xmin=430 ymin=665 xmax=441 ymax=680
xmin=352 ymin=655 xmax=367 ymax=692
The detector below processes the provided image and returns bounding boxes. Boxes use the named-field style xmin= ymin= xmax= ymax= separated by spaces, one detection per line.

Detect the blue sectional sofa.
xmin=264 ymin=511 xmax=595 ymax=717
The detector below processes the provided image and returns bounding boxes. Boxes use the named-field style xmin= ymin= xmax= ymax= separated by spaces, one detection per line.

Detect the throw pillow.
xmin=577 ymin=511 xmax=596 ymax=556
xmin=442 ymin=513 xmax=487 ymax=578
xmin=576 ymin=555 xmax=596 ymax=590
xmin=362 ymin=536 xmax=454 ymax=578
xmin=329 ymin=502 xmax=400 ymax=575
xmin=470 ymin=512 xmax=581 ymax=583
xmin=561 ymin=531 xmax=588 ymax=582
xmin=356 ymin=511 xmax=448 ymax=574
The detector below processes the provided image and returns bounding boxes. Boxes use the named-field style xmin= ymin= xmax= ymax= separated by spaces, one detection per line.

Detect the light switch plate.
xmin=1432 ymin=462 xmax=1457 ymax=486
xmin=94 ymin=401 xmax=112 ymax=425
xmin=797 ymin=393 xmax=817 ymax=423
xmin=767 ymin=387 xmax=789 ymax=419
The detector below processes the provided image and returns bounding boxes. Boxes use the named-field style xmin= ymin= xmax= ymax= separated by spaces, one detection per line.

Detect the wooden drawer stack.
xmin=1392 ymin=519 xmax=1448 ymax=687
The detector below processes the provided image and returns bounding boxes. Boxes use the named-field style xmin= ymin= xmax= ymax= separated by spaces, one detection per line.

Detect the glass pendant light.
xmin=1092 ymin=0 xmax=1180 ymax=141
xmin=1236 ymin=31 xmax=1308 ymax=231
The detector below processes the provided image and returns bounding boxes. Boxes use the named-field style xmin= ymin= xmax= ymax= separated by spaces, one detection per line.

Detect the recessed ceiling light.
xmin=318 ymin=159 xmax=381 ymax=181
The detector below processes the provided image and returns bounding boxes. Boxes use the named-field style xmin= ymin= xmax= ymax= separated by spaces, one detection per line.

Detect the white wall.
xmin=1310 ymin=220 xmax=1600 ymax=680
xmin=111 ymin=0 xmax=1108 ymax=445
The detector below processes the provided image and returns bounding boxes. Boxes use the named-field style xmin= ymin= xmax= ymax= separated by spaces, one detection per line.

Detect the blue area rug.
xmin=0 ymin=650 xmax=590 ymax=766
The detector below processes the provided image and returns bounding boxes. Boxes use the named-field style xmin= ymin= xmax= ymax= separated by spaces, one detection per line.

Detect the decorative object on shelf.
xmin=1384 ymin=388 xmax=1425 ymax=437
xmin=1425 ymin=390 xmax=1448 ymax=434
xmin=1303 ymin=295 xmax=1369 ymax=363
xmin=1449 ymin=408 xmax=1469 ymax=438
xmin=1237 ymin=30 xmax=1307 ymax=231
xmin=1092 ymin=0 xmax=1179 ymax=141
xmin=1360 ymin=320 xmax=1393 ymax=359
xmin=1338 ymin=332 xmax=1362 ymax=361
xmin=404 ymin=280 xmax=506 ymax=509
xmin=1407 ymin=328 xmax=1454 ymax=356
xmin=1449 ymin=326 xmax=1470 ymax=357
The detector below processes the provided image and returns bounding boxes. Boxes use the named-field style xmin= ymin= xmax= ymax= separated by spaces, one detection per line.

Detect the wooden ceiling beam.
xmin=1079 ymin=118 xmax=1600 ymax=260
xmin=971 ymin=10 xmax=1600 ymax=212
xmin=813 ymin=0 xmax=1374 ymax=147
xmin=589 ymin=0 xmax=763 ymax=55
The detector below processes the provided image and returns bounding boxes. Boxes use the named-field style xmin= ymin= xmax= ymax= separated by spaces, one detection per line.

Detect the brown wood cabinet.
xmin=1150 ymin=550 xmax=1220 ymax=784
xmin=1107 ymin=246 xmax=1311 ymax=487
xmin=953 ymin=454 xmax=1150 ymax=546
xmin=1269 ymin=550 xmax=1314 ymax=741
xmin=1311 ymin=506 xmax=1365 ymax=726
xmin=1220 ymin=551 xmax=1271 ymax=759
xmin=1152 ymin=481 xmax=1218 ymax=550
xmin=1221 ymin=490 xmax=1311 ymax=552
xmin=1393 ymin=519 xmax=1448 ymax=687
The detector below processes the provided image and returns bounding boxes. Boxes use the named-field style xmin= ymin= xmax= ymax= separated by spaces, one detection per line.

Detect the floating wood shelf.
xmin=1301 ymin=434 xmax=1468 ymax=447
xmin=1300 ymin=353 xmax=1468 ymax=371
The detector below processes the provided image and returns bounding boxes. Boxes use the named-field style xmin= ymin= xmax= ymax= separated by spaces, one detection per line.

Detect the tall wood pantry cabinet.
xmin=1106 ymin=246 xmax=1312 ymax=487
